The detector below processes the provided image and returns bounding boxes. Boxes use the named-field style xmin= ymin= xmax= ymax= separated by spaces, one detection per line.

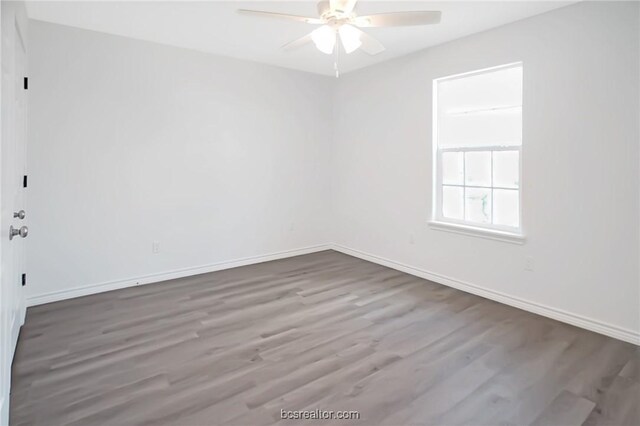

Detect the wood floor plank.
xmin=530 ymin=390 xmax=596 ymax=426
xmin=10 ymin=250 xmax=639 ymax=425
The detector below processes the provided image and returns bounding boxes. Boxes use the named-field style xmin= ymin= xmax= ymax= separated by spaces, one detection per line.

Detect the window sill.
xmin=428 ymin=221 xmax=526 ymax=245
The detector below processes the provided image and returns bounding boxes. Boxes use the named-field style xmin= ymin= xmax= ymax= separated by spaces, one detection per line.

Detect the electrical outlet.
xmin=152 ymin=241 xmax=160 ymax=254
xmin=525 ymin=256 xmax=534 ymax=271
xmin=409 ymin=234 xmax=415 ymax=245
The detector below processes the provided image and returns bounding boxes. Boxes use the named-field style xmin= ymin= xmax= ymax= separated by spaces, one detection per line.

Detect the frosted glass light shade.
xmin=311 ymin=25 xmax=336 ymax=54
xmin=338 ymin=25 xmax=362 ymax=54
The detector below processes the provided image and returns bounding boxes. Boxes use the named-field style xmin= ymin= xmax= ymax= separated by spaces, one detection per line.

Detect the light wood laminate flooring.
xmin=10 ymin=251 xmax=640 ymax=425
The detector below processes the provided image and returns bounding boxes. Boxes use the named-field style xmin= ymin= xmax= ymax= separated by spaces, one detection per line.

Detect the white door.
xmin=0 ymin=4 xmax=27 ymax=423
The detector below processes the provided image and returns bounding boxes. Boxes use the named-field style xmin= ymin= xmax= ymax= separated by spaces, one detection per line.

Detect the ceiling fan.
xmin=238 ymin=0 xmax=441 ymax=59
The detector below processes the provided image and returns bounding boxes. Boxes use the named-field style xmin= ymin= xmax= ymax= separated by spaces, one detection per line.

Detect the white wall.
xmin=27 ymin=20 xmax=333 ymax=303
xmin=331 ymin=1 xmax=640 ymax=340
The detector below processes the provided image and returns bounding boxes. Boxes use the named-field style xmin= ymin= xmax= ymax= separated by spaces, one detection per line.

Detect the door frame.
xmin=0 ymin=1 xmax=28 ymax=424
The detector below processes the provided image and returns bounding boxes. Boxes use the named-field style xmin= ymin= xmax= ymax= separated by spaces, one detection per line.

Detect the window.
xmin=432 ymin=63 xmax=523 ymax=239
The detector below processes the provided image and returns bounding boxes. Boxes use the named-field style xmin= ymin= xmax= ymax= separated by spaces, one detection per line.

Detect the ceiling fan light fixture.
xmin=311 ymin=25 xmax=336 ymax=54
xmin=338 ymin=24 xmax=362 ymax=54
xmin=239 ymin=1 xmax=443 ymax=59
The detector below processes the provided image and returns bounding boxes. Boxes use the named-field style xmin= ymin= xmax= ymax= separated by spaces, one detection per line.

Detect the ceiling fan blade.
xmin=331 ymin=0 xmax=359 ymax=15
xmin=281 ymin=33 xmax=314 ymax=51
xmin=352 ymin=28 xmax=385 ymax=55
xmin=318 ymin=1 xmax=331 ymax=16
xmin=237 ymin=9 xmax=323 ymax=25
xmin=353 ymin=11 xmax=441 ymax=27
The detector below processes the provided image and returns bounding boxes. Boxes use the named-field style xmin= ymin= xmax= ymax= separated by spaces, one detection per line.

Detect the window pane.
xmin=465 ymin=151 xmax=491 ymax=187
xmin=437 ymin=65 xmax=522 ymax=148
xmin=465 ymin=188 xmax=492 ymax=224
xmin=438 ymin=111 xmax=521 ymax=148
xmin=442 ymin=186 xmax=463 ymax=220
xmin=438 ymin=66 xmax=523 ymax=113
xmin=494 ymin=189 xmax=519 ymax=228
xmin=442 ymin=152 xmax=463 ymax=185
xmin=493 ymin=151 xmax=519 ymax=189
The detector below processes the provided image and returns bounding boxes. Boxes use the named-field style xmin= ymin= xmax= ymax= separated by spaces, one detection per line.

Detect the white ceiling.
xmin=25 ymin=1 xmax=576 ymax=76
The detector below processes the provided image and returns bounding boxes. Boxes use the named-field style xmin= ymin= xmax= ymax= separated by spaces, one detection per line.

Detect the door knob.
xmin=9 ymin=225 xmax=28 ymax=240
xmin=13 ymin=210 xmax=25 ymax=219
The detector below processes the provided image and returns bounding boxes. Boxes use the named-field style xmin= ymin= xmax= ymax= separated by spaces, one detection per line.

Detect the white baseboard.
xmin=27 ymin=244 xmax=331 ymax=307
xmin=26 ymin=242 xmax=639 ymax=345
xmin=331 ymin=244 xmax=640 ymax=346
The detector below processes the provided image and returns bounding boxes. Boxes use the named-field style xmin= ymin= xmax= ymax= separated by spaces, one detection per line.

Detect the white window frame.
xmin=429 ymin=63 xmax=525 ymax=244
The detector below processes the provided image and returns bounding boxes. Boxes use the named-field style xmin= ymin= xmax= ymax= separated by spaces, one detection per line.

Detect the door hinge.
xmin=23 ymin=175 xmax=27 ymax=188
xmin=23 ymin=77 xmax=28 ymax=90
xmin=21 ymin=273 xmax=26 ymax=287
